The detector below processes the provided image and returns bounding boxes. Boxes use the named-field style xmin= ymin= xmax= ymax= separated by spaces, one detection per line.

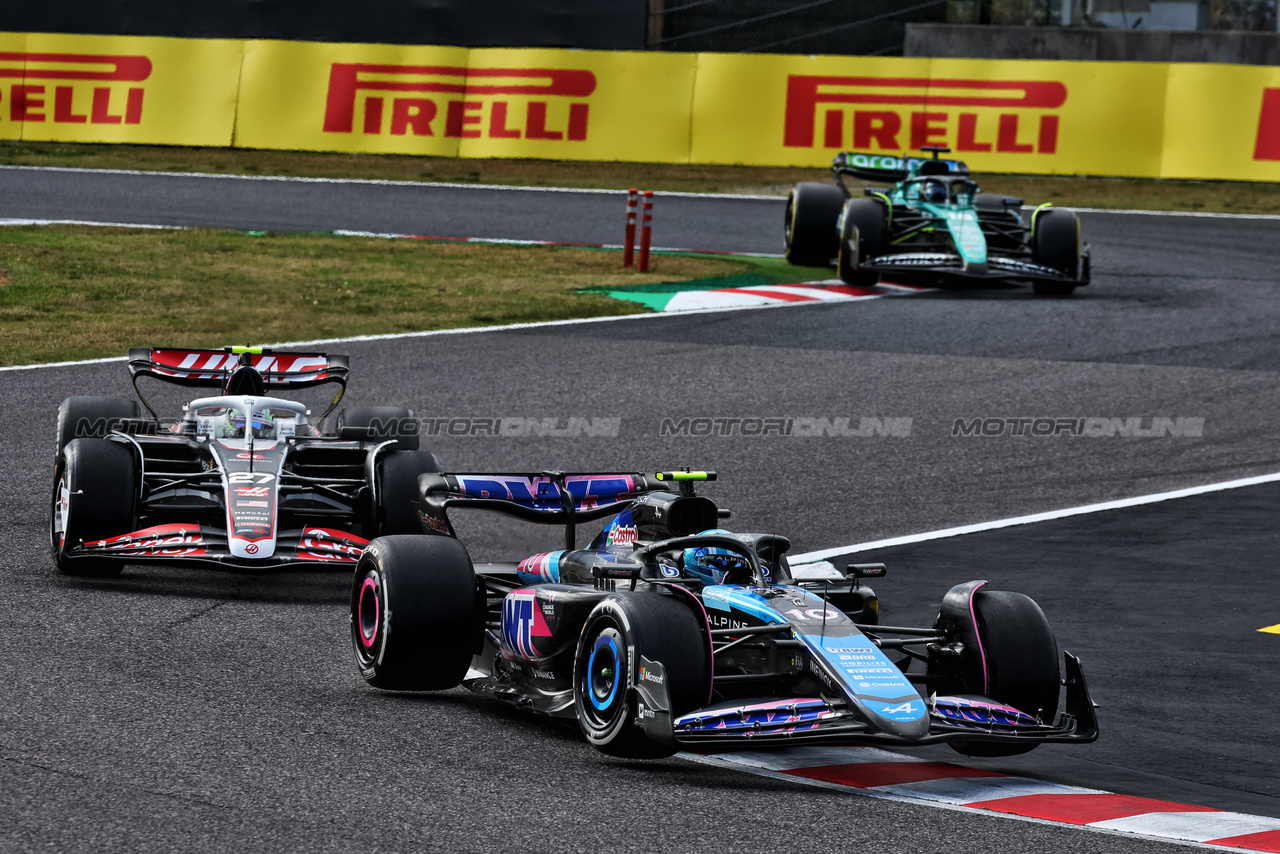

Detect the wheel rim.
xmin=51 ymin=474 xmax=70 ymax=551
xmin=353 ymin=570 xmax=384 ymax=665
xmin=579 ymin=624 xmax=625 ymax=729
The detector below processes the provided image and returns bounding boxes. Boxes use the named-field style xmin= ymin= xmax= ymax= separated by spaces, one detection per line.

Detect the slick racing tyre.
xmin=337 ymin=405 xmax=420 ymax=450
xmin=375 ymin=449 xmax=443 ymax=535
xmin=950 ymin=590 xmax=1061 ymax=758
xmin=785 ymin=183 xmax=845 ymax=267
xmin=51 ymin=438 xmax=137 ymax=578
xmin=351 ymin=535 xmax=480 ymax=690
xmin=836 ymin=198 xmax=885 ymax=287
xmin=574 ymin=591 xmax=710 ymax=759
xmin=1031 ymin=209 xmax=1081 ymax=296
xmin=56 ymin=396 xmax=139 ymax=457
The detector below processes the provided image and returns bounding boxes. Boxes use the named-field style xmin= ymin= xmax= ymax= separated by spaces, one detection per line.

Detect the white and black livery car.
xmin=51 ymin=346 xmax=440 ymax=577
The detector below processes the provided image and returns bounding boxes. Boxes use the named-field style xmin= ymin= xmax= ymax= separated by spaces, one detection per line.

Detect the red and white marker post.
xmin=638 ymin=190 xmax=654 ymax=272
xmin=623 ymin=188 xmax=639 ymax=267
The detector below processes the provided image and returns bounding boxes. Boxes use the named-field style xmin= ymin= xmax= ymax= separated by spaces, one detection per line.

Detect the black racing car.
xmin=51 ymin=346 xmax=438 ymax=576
xmin=349 ymin=470 xmax=1098 ymax=758
xmin=786 ymin=146 xmax=1090 ymax=295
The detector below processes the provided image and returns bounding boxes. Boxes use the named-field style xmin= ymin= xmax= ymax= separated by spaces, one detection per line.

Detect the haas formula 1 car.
xmin=51 ymin=346 xmax=439 ymax=577
xmin=350 ymin=471 xmax=1098 ymax=758
xmin=786 ymin=146 xmax=1090 ymax=295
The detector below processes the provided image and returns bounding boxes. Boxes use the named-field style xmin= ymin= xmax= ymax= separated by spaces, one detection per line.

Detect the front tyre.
xmin=51 ymin=438 xmax=137 ymax=577
xmin=951 ymin=589 xmax=1061 ymax=758
xmin=574 ymin=591 xmax=710 ymax=759
xmin=836 ymin=198 xmax=885 ymax=287
xmin=1032 ymin=209 xmax=1081 ymax=296
xmin=375 ymin=449 xmax=443 ymax=535
xmin=55 ymin=396 xmax=139 ymax=457
xmin=337 ymin=405 xmax=420 ymax=450
xmin=350 ymin=535 xmax=479 ymax=690
xmin=785 ymin=183 xmax=845 ymax=267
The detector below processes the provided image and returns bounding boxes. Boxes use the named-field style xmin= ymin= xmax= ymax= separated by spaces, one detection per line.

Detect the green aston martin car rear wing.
xmin=833 ymin=151 xmax=970 ymax=182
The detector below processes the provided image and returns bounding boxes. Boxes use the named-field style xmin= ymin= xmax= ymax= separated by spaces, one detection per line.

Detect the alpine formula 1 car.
xmin=785 ymin=146 xmax=1091 ymax=295
xmin=51 ymin=346 xmax=440 ymax=576
xmin=349 ymin=471 xmax=1098 ymax=758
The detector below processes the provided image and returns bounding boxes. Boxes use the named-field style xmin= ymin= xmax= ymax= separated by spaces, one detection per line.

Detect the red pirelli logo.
xmin=785 ymin=75 xmax=1068 ymax=154
xmin=0 ymin=52 xmax=152 ymax=125
xmin=323 ymin=64 xmax=597 ymax=140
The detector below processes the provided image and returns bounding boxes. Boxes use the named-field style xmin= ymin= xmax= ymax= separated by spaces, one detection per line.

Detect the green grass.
xmin=0 ymin=226 xmax=763 ymax=366
xmin=6 ymin=141 xmax=1280 ymax=214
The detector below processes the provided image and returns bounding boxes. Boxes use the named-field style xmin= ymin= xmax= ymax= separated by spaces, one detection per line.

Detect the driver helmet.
xmin=682 ymin=530 xmax=761 ymax=586
xmin=223 ymin=409 xmax=275 ymax=439
xmin=921 ymin=179 xmax=948 ymax=204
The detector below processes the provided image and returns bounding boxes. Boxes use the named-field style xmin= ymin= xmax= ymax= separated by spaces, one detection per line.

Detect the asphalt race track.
xmin=2 ymin=167 xmax=1280 ymax=852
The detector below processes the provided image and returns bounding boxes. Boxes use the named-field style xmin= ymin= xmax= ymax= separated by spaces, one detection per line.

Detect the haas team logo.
xmin=0 ymin=52 xmax=151 ymax=125
xmin=784 ymin=75 xmax=1067 ymax=155
xmin=323 ymin=64 xmax=596 ymax=141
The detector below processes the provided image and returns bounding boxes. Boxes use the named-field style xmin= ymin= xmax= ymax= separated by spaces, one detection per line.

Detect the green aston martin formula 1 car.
xmin=785 ymin=146 xmax=1090 ymax=296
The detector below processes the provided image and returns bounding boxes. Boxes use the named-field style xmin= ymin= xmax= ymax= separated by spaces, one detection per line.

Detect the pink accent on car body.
xmin=968 ymin=580 xmax=990 ymax=694
xmin=358 ymin=576 xmax=379 ymax=648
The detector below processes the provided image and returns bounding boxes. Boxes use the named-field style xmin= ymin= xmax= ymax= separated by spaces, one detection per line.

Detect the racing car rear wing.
xmin=418 ymin=471 xmax=716 ymax=549
xmin=833 ymin=151 xmax=970 ymax=182
xmin=128 ymin=346 xmax=350 ymax=418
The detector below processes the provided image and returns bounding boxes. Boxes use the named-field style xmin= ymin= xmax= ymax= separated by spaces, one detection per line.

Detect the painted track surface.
xmin=3 ymin=168 xmax=1280 ymax=851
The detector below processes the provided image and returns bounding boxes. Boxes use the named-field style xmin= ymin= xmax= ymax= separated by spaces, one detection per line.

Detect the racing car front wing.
xmin=65 ymin=522 xmax=370 ymax=570
xmin=862 ymin=252 xmax=1090 ymax=284
xmin=638 ymin=652 xmax=1099 ymax=750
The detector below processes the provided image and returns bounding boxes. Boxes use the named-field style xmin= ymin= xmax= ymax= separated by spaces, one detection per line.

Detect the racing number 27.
xmin=228 ymin=473 xmax=275 ymax=485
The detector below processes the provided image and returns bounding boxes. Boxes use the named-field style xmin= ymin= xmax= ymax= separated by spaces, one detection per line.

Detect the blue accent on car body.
xmin=700 ymin=585 xmax=786 ymax=624
xmin=797 ymin=632 xmax=921 ymax=708
xmin=587 ymin=634 xmax=620 ymax=711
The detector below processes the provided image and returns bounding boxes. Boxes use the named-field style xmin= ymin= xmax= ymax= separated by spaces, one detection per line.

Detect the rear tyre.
xmin=836 ymin=198 xmax=885 ymax=287
xmin=351 ymin=535 xmax=479 ymax=690
xmin=785 ymin=183 xmax=845 ymax=267
xmin=337 ymin=405 xmax=420 ymax=450
xmin=51 ymin=438 xmax=137 ymax=577
xmin=950 ymin=590 xmax=1061 ymax=757
xmin=1032 ymin=209 xmax=1081 ymax=296
xmin=56 ymin=396 xmax=139 ymax=457
xmin=574 ymin=591 xmax=710 ymax=759
xmin=376 ymin=449 xmax=443 ymax=535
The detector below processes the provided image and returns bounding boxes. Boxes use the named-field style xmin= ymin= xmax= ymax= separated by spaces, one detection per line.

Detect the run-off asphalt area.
xmin=2 ymin=173 xmax=1280 ymax=851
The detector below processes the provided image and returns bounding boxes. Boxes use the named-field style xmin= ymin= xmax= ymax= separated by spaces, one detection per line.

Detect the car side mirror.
xmin=846 ymin=563 xmax=887 ymax=579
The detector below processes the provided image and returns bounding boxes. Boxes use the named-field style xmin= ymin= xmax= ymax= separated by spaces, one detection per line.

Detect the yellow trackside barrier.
xmin=235 ymin=39 xmax=470 ymax=156
xmin=235 ymin=41 xmax=696 ymax=162
xmin=0 ymin=32 xmax=242 ymax=146
xmin=457 ymin=48 xmax=697 ymax=164
xmin=690 ymin=53 xmax=1168 ymax=177
xmin=5 ymin=31 xmax=1280 ymax=182
xmin=1161 ymin=62 xmax=1280 ymax=182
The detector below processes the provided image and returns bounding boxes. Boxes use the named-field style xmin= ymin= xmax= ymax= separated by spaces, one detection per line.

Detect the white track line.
xmin=8 ymin=164 xmax=1280 ymax=217
xmin=791 ymin=469 xmax=1280 ymax=563
xmin=0 ymin=293 xmax=850 ymax=374
xmin=0 ymin=217 xmax=180 ymax=229
xmin=0 ymin=164 xmax=780 ymax=201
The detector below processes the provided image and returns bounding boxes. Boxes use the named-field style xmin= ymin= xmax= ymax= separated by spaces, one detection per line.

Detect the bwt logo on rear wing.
xmin=451 ymin=474 xmax=639 ymax=510
xmin=784 ymin=75 xmax=1067 ymax=155
xmin=323 ymin=64 xmax=597 ymax=141
xmin=0 ymin=52 xmax=152 ymax=126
